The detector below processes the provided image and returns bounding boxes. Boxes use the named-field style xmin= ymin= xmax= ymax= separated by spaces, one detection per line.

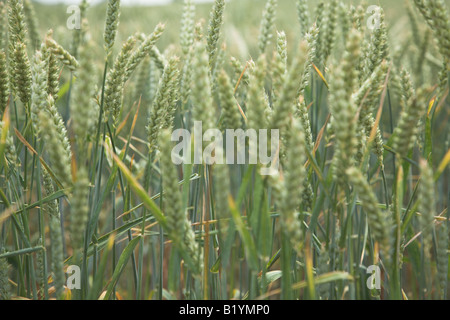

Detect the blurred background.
xmin=35 ymin=0 xmax=214 ymax=5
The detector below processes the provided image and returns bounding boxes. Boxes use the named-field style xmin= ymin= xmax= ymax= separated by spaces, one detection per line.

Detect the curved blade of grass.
xmin=256 ymin=271 xmax=353 ymax=299
xmin=107 ymin=143 xmax=167 ymax=228
xmin=0 ymin=246 xmax=44 ymax=259
xmin=103 ymin=236 xmax=141 ymax=300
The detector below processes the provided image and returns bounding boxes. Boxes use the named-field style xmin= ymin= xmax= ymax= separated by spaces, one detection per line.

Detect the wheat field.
xmin=0 ymin=0 xmax=449 ymax=301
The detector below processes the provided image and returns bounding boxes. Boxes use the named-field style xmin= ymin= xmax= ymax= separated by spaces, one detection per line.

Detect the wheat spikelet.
xmin=180 ymin=0 xmax=195 ymax=57
xmin=322 ymin=0 xmax=338 ymax=65
xmin=258 ymin=0 xmax=278 ymax=55
xmin=8 ymin=0 xmax=27 ymax=45
xmin=38 ymin=98 xmax=72 ymax=188
xmin=271 ymin=40 xmax=307 ymax=135
xmin=45 ymin=38 xmax=79 ymax=71
xmin=69 ymin=167 xmax=89 ymax=254
xmin=71 ymin=38 xmax=98 ymax=146
xmin=159 ymin=129 xmax=203 ymax=274
xmin=0 ymin=2 xmax=7 ymax=50
xmin=296 ymin=0 xmax=309 ymax=36
xmin=298 ymin=24 xmax=319 ymax=98
xmin=124 ymin=23 xmax=165 ymax=82
xmin=180 ymin=47 xmax=193 ymax=105
xmin=363 ymin=8 xmax=389 ymax=80
xmin=339 ymin=2 xmax=351 ymax=42
xmin=355 ymin=60 xmax=388 ymax=166
xmin=30 ymin=49 xmax=48 ymax=137
xmin=346 ymin=167 xmax=391 ymax=259
xmin=392 ymin=69 xmax=425 ymax=158
xmin=207 ymin=0 xmax=225 ymax=69
xmin=247 ymin=55 xmax=268 ymax=131
xmin=147 ymin=56 xmax=180 ymax=154
xmin=104 ymin=0 xmax=120 ymax=53
xmin=329 ymin=30 xmax=361 ymax=182
xmin=0 ymin=50 xmax=9 ymax=114
xmin=271 ymin=31 xmax=287 ymax=103
xmin=418 ymin=159 xmax=436 ymax=255
xmin=22 ymin=0 xmax=39 ymax=48
xmin=133 ymin=55 xmax=151 ymax=106
xmin=280 ymin=119 xmax=307 ymax=253
xmin=413 ymin=0 xmax=450 ymax=69
xmin=43 ymin=30 xmax=60 ymax=101
xmin=149 ymin=46 xmax=166 ymax=73
xmin=10 ymin=41 xmax=31 ymax=104
xmin=104 ymin=35 xmax=136 ymax=125
xmin=218 ymin=69 xmax=242 ymax=131
xmin=191 ymin=41 xmax=215 ymax=133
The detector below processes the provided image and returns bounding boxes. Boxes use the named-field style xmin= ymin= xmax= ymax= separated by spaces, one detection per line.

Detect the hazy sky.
xmin=34 ymin=0 xmax=215 ymax=5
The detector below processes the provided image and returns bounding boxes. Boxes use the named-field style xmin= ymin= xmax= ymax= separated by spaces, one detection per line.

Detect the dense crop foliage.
xmin=0 ymin=0 xmax=449 ymax=300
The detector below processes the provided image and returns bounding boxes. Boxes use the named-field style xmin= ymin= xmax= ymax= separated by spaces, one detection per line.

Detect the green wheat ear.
xmin=22 ymin=0 xmax=39 ymax=49
xmin=38 ymin=97 xmax=72 ymax=189
xmin=0 ymin=2 xmax=7 ymax=50
xmin=191 ymin=40 xmax=215 ymax=133
xmin=180 ymin=0 xmax=196 ymax=57
xmin=413 ymin=0 xmax=450 ymax=70
xmin=271 ymin=30 xmax=287 ymax=104
xmin=147 ymin=56 xmax=180 ymax=155
xmin=45 ymin=38 xmax=79 ymax=71
xmin=71 ymin=38 xmax=98 ymax=148
xmin=279 ymin=118 xmax=307 ymax=254
xmin=11 ymin=41 xmax=31 ymax=105
xmin=70 ymin=166 xmax=90 ymax=255
xmin=418 ymin=159 xmax=436 ymax=256
xmin=247 ymin=55 xmax=268 ymax=132
xmin=392 ymin=69 xmax=425 ymax=159
xmin=124 ymin=23 xmax=165 ymax=82
xmin=104 ymin=35 xmax=136 ymax=126
xmin=104 ymin=0 xmax=121 ymax=54
xmin=363 ymin=7 xmax=389 ymax=81
xmin=133 ymin=55 xmax=151 ymax=106
xmin=322 ymin=0 xmax=338 ymax=65
xmin=217 ymin=69 xmax=242 ymax=131
xmin=298 ymin=23 xmax=319 ymax=98
xmin=159 ymin=129 xmax=203 ymax=275
xmin=329 ymin=29 xmax=362 ymax=183
xmin=8 ymin=0 xmax=27 ymax=45
xmin=0 ymin=50 xmax=9 ymax=115
xmin=346 ymin=167 xmax=391 ymax=260
xmin=258 ymin=0 xmax=278 ymax=55
xmin=30 ymin=49 xmax=48 ymax=138
xmin=296 ymin=0 xmax=309 ymax=36
xmin=271 ymin=40 xmax=307 ymax=136
xmin=44 ymin=30 xmax=60 ymax=101
xmin=206 ymin=0 xmax=225 ymax=70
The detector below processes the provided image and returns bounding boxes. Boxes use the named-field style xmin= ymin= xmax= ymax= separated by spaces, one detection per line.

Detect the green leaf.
xmin=104 ymin=236 xmax=141 ymax=300
xmin=88 ymin=234 xmax=116 ymax=300
xmin=228 ymin=195 xmax=259 ymax=271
